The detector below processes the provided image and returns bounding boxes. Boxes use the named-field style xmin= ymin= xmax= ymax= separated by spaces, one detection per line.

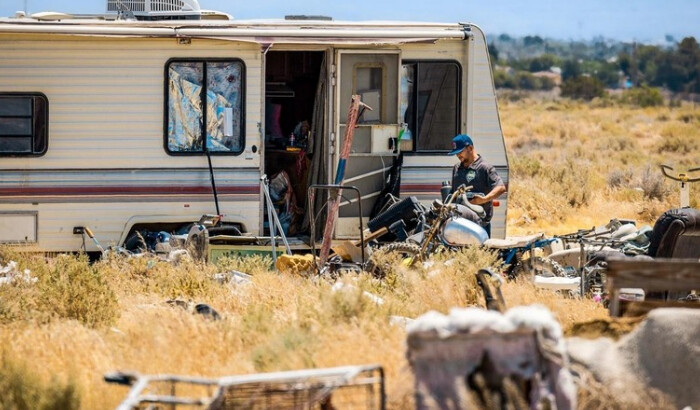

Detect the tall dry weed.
xmin=639 ymin=165 xmax=671 ymax=200
xmin=0 ymin=251 xmax=118 ymax=328
xmin=0 ymin=354 xmax=80 ymax=410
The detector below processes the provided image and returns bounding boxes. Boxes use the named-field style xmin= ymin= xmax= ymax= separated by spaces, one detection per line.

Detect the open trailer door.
xmin=332 ymin=50 xmax=401 ymax=239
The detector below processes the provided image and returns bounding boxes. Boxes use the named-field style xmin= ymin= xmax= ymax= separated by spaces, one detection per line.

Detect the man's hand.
xmin=469 ymin=194 xmax=488 ymax=205
xmin=469 ymin=185 xmax=506 ymax=205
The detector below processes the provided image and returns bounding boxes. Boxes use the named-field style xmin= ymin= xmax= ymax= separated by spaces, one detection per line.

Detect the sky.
xmin=1 ymin=0 xmax=699 ymax=42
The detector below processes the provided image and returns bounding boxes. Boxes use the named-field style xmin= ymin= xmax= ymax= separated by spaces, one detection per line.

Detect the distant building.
xmin=532 ymin=70 xmax=562 ymax=86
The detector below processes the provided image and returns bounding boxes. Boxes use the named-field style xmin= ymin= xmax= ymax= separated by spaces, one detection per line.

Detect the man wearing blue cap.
xmin=449 ymin=134 xmax=506 ymax=236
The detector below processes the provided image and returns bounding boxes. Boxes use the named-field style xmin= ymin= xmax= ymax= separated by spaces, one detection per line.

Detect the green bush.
xmin=620 ymin=86 xmax=664 ymax=107
xmin=37 ymin=255 xmax=119 ymax=328
xmin=0 ymin=253 xmax=119 ymax=328
xmin=561 ymin=76 xmax=606 ymax=100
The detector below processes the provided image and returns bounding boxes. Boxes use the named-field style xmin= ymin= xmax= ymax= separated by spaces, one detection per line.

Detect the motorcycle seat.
xmin=484 ymin=233 xmax=546 ymax=249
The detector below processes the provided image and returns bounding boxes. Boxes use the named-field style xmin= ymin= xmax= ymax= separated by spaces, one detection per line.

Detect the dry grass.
xmin=2 ymin=98 xmax=699 ymax=408
xmin=501 ymin=98 xmax=700 ymax=234
xmin=0 ymin=248 xmax=605 ymax=409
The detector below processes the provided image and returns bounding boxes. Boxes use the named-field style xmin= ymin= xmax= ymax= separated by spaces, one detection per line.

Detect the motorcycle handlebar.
xmin=660 ymin=164 xmax=700 ymax=182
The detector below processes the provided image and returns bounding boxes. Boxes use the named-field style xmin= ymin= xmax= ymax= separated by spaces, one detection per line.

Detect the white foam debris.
xmin=447 ymin=306 xmax=515 ymax=333
xmin=506 ymin=304 xmax=564 ymax=347
xmin=408 ymin=304 xmax=563 ymax=343
xmin=534 ymin=275 xmax=580 ymax=291
xmin=389 ymin=315 xmax=414 ymax=328
xmin=331 ymin=282 xmax=385 ymax=305
xmin=406 ymin=310 xmax=451 ymax=336
xmin=0 ymin=261 xmax=36 ymax=286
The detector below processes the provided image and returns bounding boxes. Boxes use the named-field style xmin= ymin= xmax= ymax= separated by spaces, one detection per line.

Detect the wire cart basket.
xmin=105 ymin=364 xmax=385 ymax=410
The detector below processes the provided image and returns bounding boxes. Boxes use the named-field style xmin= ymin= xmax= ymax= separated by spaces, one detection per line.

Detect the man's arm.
xmin=470 ymin=184 xmax=505 ymax=205
xmin=470 ymin=164 xmax=506 ymax=205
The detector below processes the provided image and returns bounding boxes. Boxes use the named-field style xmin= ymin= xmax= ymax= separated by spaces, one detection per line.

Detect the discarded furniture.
xmin=606 ymin=258 xmax=700 ymax=317
xmin=105 ymin=364 xmax=385 ymax=410
xmin=647 ymin=207 xmax=700 ymax=259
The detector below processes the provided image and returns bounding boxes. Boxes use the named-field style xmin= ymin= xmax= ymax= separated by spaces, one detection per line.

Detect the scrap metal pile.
xmin=324 ymin=190 xmax=700 ymax=308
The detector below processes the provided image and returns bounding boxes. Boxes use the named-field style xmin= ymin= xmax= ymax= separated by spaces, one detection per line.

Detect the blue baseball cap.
xmin=448 ymin=134 xmax=473 ymax=155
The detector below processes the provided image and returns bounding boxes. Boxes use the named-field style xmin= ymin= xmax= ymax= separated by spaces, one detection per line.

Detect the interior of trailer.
xmin=263 ymin=50 xmax=326 ymax=237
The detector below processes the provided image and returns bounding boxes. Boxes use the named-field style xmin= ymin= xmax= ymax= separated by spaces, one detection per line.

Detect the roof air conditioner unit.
xmin=106 ymin=0 xmax=202 ymax=20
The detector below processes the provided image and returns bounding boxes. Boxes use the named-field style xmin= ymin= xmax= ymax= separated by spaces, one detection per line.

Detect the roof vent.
xmin=106 ymin=0 xmax=202 ymax=20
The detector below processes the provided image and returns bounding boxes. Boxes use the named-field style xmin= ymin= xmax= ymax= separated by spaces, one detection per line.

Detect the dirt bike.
xmin=366 ymin=185 xmax=565 ymax=279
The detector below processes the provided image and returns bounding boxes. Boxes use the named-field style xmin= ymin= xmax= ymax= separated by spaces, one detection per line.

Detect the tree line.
xmin=488 ymin=35 xmax=700 ymax=102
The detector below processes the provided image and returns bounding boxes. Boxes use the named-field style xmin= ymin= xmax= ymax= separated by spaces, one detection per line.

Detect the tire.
xmin=511 ymin=256 xmax=567 ymax=279
xmin=366 ymin=242 xmax=422 ymax=278
xmin=124 ymin=231 xmax=148 ymax=253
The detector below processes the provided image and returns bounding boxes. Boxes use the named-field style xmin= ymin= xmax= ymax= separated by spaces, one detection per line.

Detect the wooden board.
xmin=606 ymin=258 xmax=700 ymax=316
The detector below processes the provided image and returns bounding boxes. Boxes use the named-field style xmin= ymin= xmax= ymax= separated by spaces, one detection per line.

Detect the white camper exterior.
xmin=0 ymin=9 xmax=508 ymax=253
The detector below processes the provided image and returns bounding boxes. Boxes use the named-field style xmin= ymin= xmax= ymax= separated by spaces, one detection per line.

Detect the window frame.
xmin=163 ymin=57 xmax=246 ymax=156
xmin=401 ymin=59 xmax=462 ymax=154
xmin=0 ymin=92 xmax=49 ymax=157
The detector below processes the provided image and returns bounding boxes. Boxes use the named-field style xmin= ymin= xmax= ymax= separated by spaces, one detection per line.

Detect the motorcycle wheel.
xmin=366 ymin=242 xmax=422 ymax=279
xmin=511 ymin=256 xmax=567 ymax=279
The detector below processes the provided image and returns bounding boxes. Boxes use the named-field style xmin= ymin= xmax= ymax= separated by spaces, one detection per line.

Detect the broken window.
xmin=166 ymin=59 xmax=245 ymax=154
xmin=401 ymin=61 xmax=461 ymax=152
xmin=0 ymin=94 xmax=48 ymax=156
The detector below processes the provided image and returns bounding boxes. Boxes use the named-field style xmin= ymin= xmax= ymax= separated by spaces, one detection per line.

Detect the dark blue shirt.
xmin=451 ymin=154 xmax=504 ymax=222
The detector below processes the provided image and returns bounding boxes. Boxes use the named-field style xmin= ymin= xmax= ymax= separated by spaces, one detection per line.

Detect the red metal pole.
xmin=318 ymin=95 xmax=362 ymax=266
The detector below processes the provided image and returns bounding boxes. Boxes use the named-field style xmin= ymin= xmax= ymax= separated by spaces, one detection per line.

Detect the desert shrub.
xmin=323 ymin=283 xmax=377 ymax=322
xmin=654 ymin=121 xmax=698 ymax=154
xmin=657 ymin=135 xmax=698 ymax=154
xmin=493 ymin=70 xmax=514 ymax=89
xmin=596 ymin=135 xmax=638 ymax=153
xmin=656 ymin=123 xmax=698 ymax=154
xmin=0 ymin=355 xmax=80 ymax=410
xmin=510 ymin=156 xmax=543 ymax=178
xmin=0 ymin=253 xmax=118 ymax=328
xmin=546 ymin=161 xmax=591 ymax=208
xmin=607 ymin=169 xmax=634 ymax=188
xmin=251 ymin=327 xmax=317 ymax=372
xmin=668 ymin=98 xmax=682 ymax=107
xmin=656 ymin=112 xmax=670 ymax=121
xmin=216 ymin=254 xmax=274 ymax=275
xmin=37 ymin=255 xmax=119 ymax=328
xmin=620 ymin=86 xmax=664 ymax=107
xmin=96 ymin=253 xmax=221 ymax=299
xmin=677 ymin=112 xmax=700 ymax=123
xmin=639 ymin=166 xmax=670 ymax=200
xmin=560 ymin=76 xmax=606 ymax=100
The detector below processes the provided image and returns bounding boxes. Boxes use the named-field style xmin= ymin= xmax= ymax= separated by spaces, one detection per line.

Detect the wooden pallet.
xmin=606 ymin=258 xmax=700 ymax=317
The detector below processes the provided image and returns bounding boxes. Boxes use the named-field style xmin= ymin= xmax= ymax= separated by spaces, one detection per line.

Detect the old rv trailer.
xmin=0 ymin=0 xmax=508 ymax=253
